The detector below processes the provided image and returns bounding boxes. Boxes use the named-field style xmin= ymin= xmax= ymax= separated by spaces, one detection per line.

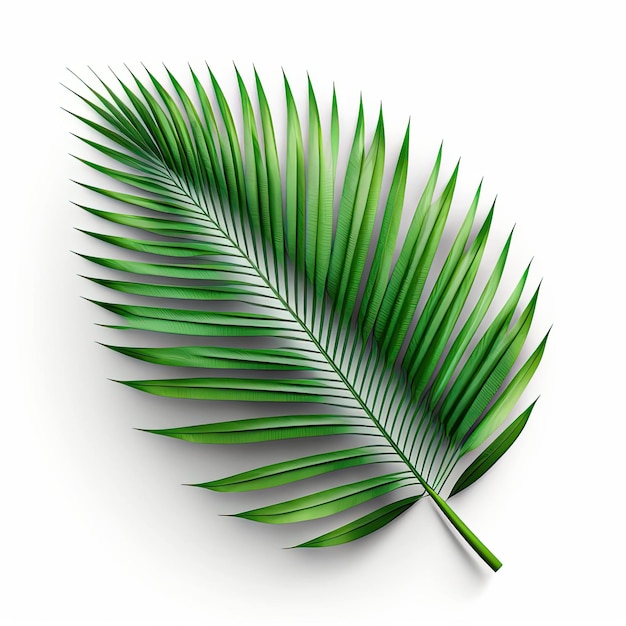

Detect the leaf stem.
xmin=421 ymin=481 xmax=502 ymax=571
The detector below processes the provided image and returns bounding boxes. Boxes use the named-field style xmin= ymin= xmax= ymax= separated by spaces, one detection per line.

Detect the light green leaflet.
xmin=70 ymin=65 xmax=548 ymax=571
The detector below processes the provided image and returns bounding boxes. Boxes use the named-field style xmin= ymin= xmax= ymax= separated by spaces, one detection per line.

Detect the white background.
xmin=2 ymin=1 xmax=625 ymax=624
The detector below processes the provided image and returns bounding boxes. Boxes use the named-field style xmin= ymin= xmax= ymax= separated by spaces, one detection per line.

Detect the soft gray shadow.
xmin=429 ymin=500 xmax=492 ymax=581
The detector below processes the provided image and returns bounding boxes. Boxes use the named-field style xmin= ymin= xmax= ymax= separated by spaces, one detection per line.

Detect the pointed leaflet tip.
xmin=140 ymin=427 xmax=167 ymax=434
xmin=253 ymin=65 xmax=266 ymax=92
xmin=234 ymin=65 xmax=246 ymax=90
xmin=371 ymin=105 xmax=385 ymax=141
xmin=283 ymin=71 xmax=295 ymax=100
xmin=81 ymin=296 xmax=105 ymax=307
xmin=98 ymin=342 xmax=129 ymax=354
xmin=207 ymin=63 xmax=217 ymax=83
xmin=115 ymin=379 xmax=142 ymax=389
xmin=484 ymin=204 xmax=495 ymax=226
xmin=66 ymin=67 xmax=84 ymax=84
xmin=433 ymin=142 xmax=444 ymax=166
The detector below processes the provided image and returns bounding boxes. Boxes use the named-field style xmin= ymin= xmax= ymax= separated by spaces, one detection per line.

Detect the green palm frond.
xmin=69 ymin=64 xmax=548 ymax=571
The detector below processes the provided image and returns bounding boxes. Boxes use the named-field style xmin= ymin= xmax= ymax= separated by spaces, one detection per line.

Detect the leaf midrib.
xmin=159 ymin=172 xmax=434 ymax=495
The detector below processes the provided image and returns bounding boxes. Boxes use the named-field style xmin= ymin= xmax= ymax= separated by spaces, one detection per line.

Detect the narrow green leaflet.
xmin=295 ymin=495 xmax=422 ymax=547
xmin=449 ymin=402 xmax=537 ymax=497
xmin=72 ymin=65 xmax=547 ymax=571
xmin=197 ymin=446 xmax=394 ymax=492
xmin=358 ymin=122 xmax=410 ymax=337
xmin=85 ymin=278 xmax=262 ymax=302
xmin=284 ymin=74 xmax=305 ymax=268
xmin=145 ymin=415 xmax=376 ymax=444
xmin=79 ymin=231 xmax=228 ymax=257
xmin=327 ymin=100 xmax=364 ymax=299
xmin=121 ymin=377 xmax=353 ymax=404
xmin=255 ymin=69 xmax=284 ymax=266
xmin=105 ymin=345 xmax=328 ymax=370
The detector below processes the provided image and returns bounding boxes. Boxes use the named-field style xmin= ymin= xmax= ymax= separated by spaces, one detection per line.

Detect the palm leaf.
xmin=70 ymin=65 xmax=548 ymax=571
